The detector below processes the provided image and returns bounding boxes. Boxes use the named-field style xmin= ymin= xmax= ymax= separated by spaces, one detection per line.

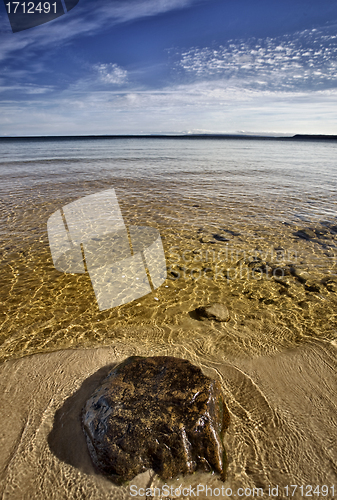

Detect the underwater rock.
xmin=290 ymin=268 xmax=310 ymax=283
xmin=294 ymin=226 xmax=337 ymax=241
xmin=82 ymin=356 xmax=230 ymax=484
xmin=221 ymin=228 xmax=240 ymax=237
xmin=304 ymin=281 xmax=321 ymax=293
xmin=212 ymin=233 xmax=230 ymax=242
xmin=200 ymin=237 xmax=217 ymax=244
xmin=294 ymin=229 xmax=316 ymax=240
xmin=195 ymin=303 xmax=230 ymax=322
xmin=321 ymin=277 xmax=337 ymax=293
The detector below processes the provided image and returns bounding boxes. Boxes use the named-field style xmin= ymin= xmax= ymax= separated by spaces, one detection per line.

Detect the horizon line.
xmin=0 ymin=133 xmax=337 ymax=141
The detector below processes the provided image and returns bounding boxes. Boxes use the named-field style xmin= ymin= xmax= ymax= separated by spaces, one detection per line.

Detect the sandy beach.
xmin=0 ymin=338 xmax=336 ymax=499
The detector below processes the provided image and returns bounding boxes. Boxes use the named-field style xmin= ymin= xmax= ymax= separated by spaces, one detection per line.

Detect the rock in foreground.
xmin=195 ymin=303 xmax=230 ymax=322
xmin=82 ymin=356 xmax=230 ymax=484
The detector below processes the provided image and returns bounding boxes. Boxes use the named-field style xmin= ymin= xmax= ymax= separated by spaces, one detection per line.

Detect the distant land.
xmin=0 ymin=134 xmax=336 ymax=141
xmin=292 ymin=134 xmax=337 ymax=141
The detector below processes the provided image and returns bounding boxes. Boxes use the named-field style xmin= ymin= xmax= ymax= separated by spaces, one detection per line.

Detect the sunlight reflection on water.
xmin=0 ymin=138 xmax=336 ymax=361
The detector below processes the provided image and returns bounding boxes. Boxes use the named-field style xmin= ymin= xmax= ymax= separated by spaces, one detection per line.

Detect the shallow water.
xmin=0 ymin=137 xmax=337 ymax=362
xmin=1 ymin=138 xmax=337 ymax=500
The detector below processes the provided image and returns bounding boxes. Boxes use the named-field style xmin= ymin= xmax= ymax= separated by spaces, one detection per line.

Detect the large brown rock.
xmin=82 ymin=356 xmax=230 ymax=484
xmin=195 ymin=303 xmax=230 ymax=322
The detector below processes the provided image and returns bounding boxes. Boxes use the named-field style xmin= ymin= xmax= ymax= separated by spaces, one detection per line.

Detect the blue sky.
xmin=0 ymin=0 xmax=337 ymax=135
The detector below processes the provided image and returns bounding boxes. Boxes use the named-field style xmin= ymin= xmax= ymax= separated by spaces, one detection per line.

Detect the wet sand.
xmin=0 ymin=339 xmax=336 ymax=499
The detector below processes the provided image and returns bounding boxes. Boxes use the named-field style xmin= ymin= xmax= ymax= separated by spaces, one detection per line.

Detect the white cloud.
xmin=176 ymin=26 xmax=337 ymax=91
xmin=0 ymin=0 xmax=198 ymax=63
xmin=95 ymin=63 xmax=128 ymax=85
xmin=1 ymin=79 xmax=337 ymax=136
xmin=98 ymin=0 xmax=197 ymax=24
xmin=1 ymin=14 xmax=337 ymax=135
xmin=0 ymin=83 xmax=54 ymax=94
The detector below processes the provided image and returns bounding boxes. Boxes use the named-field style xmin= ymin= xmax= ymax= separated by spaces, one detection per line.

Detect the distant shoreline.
xmin=0 ymin=133 xmax=337 ymax=141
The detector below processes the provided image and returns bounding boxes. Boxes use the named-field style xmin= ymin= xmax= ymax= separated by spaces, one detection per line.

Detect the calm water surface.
xmin=0 ymin=138 xmax=336 ymax=361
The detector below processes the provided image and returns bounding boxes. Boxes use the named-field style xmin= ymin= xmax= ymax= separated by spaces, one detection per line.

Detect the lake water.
xmin=0 ymin=137 xmax=336 ymax=361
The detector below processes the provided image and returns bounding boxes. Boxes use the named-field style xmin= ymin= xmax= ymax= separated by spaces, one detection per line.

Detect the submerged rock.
xmin=294 ymin=226 xmax=337 ymax=242
xmin=212 ymin=233 xmax=230 ymax=242
xmin=200 ymin=237 xmax=217 ymax=244
xmin=321 ymin=277 xmax=337 ymax=293
xmin=195 ymin=303 xmax=230 ymax=322
xmin=294 ymin=229 xmax=316 ymax=240
xmin=82 ymin=356 xmax=230 ymax=484
xmin=304 ymin=281 xmax=321 ymax=293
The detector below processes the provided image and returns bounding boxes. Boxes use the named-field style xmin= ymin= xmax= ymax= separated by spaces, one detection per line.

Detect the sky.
xmin=0 ymin=0 xmax=337 ymax=136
